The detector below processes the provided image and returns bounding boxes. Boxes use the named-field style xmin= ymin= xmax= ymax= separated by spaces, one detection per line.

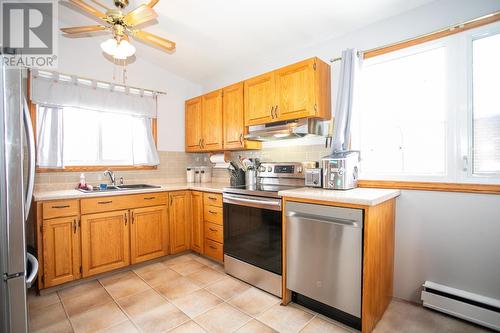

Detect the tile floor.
xmin=28 ymin=253 xmax=493 ymax=333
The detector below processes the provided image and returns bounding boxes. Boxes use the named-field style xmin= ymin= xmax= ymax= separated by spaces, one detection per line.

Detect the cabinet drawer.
xmin=205 ymin=222 xmax=223 ymax=243
xmin=43 ymin=200 xmax=79 ymax=219
xmin=204 ymin=239 xmax=223 ymax=262
xmin=81 ymin=192 xmax=167 ymax=214
xmin=203 ymin=193 xmax=222 ymax=207
xmin=204 ymin=205 xmax=223 ymax=225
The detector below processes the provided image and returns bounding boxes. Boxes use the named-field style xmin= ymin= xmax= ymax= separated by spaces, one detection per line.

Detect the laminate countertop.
xmin=33 ymin=182 xmax=229 ymax=201
xmin=278 ymin=187 xmax=401 ymax=206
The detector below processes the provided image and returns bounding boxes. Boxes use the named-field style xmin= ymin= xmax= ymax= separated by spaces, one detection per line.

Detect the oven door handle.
xmin=223 ymin=194 xmax=282 ymax=211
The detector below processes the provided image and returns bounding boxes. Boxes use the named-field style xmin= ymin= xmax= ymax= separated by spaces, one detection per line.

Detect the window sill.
xmin=358 ymin=180 xmax=500 ymax=195
xmin=36 ymin=165 xmax=158 ymax=173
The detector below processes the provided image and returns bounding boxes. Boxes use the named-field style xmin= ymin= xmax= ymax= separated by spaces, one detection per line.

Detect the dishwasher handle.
xmin=286 ymin=211 xmax=362 ymax=228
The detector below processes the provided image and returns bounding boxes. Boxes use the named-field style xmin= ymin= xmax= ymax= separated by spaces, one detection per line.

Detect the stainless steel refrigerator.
xmin=0 ymin=55 xmax=38 ymax=332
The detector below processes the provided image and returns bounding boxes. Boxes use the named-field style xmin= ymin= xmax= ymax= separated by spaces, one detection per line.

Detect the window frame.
xmin=30 ymin=101 xmax=158 ymax=173
xmin=353 ymin=16 xmax=500 ymax=192
xmin=463 ymin=23 xmax=500 ymax=182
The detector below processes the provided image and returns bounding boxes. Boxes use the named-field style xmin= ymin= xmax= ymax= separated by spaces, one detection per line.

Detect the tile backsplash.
xmin=35 ymin=144 xmax=330 ymax=191
xmin=34 ymin=151 xmax=225 ymax=191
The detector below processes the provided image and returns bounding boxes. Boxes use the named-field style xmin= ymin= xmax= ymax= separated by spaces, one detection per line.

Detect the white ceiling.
xmin=59 ymin=0 xmax=437 ymax=86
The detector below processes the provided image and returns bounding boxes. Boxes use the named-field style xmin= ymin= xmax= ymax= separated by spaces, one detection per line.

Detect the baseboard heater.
xmin=421 ymin=281 xmax=500 ymax=331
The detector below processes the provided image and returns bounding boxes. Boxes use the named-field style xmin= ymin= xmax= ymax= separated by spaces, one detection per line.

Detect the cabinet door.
xmin=223 ymin=82 xmax=245 ymax=150
xmin=275 ymin=58 xmax=316 ymax=121
xmin=190 ymin=191 xmax=204 ymax=254
xmin=81 ymin=210 xmax=130 ymax=277
xmin=185 ymin=96 xmax=203 ymax=152
xmin=130 ymin=205 xmax=168 ymax=264
xmin=169 ymin=191 xmax=191 ymax=254
xmin=244 ymin=72 xmax=276 ymax=126
xmin=42 ymin=216 xmax=80 ymax=287
xmin=202 ymin=90 xmax=223 ymax=151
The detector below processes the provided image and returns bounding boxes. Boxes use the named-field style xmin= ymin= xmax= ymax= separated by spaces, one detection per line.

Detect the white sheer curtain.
xmin=32 ymin=70 xmax=160 ymax=168
xmin=331 ymin=48 xmax=362 ymax=153
xmin=37 ymin=106 xmax=63 ymax=168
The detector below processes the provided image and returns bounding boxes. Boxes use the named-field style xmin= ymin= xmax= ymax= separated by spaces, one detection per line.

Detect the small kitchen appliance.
xmin=321 ymin=151 xmax=360 ymax=190
xmin=305 ymin=168 xmax=322 ymax=188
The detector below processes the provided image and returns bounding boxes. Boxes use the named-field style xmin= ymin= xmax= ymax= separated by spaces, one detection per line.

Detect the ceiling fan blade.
xmin=132 ymin=30 xmax=176 ymax=52
xmin=69 ymin=0 xmax=107 ymax=19
xmin=146 ymin=0 xmax=159 ymax=8
xmin=60 ymin=25 xmax=108 ymax=34
xmin=123 ymin=4 xmax=157 ymax=26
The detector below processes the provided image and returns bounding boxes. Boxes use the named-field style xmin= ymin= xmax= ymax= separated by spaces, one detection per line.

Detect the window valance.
xmin=30 ymin=70 xmax=159 ymax=118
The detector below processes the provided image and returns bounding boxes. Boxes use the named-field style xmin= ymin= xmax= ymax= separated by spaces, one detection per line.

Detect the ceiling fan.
xmin=61 ymin=0 xmax=176 ymax=59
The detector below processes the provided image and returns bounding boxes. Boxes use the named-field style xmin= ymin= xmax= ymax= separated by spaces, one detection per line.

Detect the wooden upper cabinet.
xmin=244 ymin=71 xmax=276 ymax=126
xmin=223 ymin=82 xmax=245 ymax=149
xmin=42 ymin=216 xmax=80 ymax=287
xmin=190 ymin=191 xmax=204 ymax=254
xmin=169 ymin=191 xmax=191 ymax=254
xmin=130 ymin=205 xmax=169 ymax=264
xmin=244 ymin=57 xmax=331 ymax=126
xmin=81 ymin=210 xmax=130 ymax=277
xmin=201 ymin=89 xmax=223 ymax=151
xmin=185 ymin=97 xmax=203 ymax=152
xmin=275 ymin=58 xmax=316 ymax=121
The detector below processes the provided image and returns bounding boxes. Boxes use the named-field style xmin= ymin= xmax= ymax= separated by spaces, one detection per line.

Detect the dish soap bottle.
xmin=79 ymin=173 xmax=86 ymax=189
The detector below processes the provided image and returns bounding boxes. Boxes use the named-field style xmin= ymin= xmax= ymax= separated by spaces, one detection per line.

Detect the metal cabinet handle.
xmin=199 ymin=139 xmax=202 ymax=148
xmin=239 ymin=133 xmax=243 ymax=145
xmin=274 ymin=105 xmax=279 ymax=118
xmin=209 ymin=228 xmax=217 ymax=232
xmin=131 ymin=212 xmax=134 ymax=224
xmin=73 ymin=219 xmax=77 ymax=233
xmin=270 ymin=105 xmax=275 ymax=119
xmin=170 ymin=196 xmax=173 ymax=205
xmin=208 ymin=210 xmax=217 ymax=214
xmin=98 ymin=200 xmax=112 ymax=204
xmin=208 ymin=196 xmax=217 ymax=201
xmin=209 ymin=245 xmax=217 ymax=250
xmin=124 ymin=213 xmax=128 ymax=226
xmin=52 ymin=205 xmax=70 ymax=209
xmin=144 ymin=197 xmax=155 ymax=200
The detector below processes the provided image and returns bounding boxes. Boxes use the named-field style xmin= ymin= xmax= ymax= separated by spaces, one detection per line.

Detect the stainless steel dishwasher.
xmin=285 ymin=201 xmax=363 ymax=327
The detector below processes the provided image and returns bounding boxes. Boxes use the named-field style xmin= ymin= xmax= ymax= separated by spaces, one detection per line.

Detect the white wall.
xmin=201 ymin=0 xmax=500 ymax=303
xmin=56 ymin=32 xmax=202 ymax=152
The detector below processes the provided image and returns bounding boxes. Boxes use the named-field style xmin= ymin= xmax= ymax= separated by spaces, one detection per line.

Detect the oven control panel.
xmin=258 ymin=162 xmax=316 ymax=179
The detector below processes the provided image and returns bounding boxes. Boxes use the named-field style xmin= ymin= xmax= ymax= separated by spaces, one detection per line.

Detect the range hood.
xmin=245 ymin=118 xmax=327 ymax=141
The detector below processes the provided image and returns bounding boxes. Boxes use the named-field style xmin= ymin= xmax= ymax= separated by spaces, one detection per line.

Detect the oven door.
xmin=223 ymin=193 xmax=282 ymax=275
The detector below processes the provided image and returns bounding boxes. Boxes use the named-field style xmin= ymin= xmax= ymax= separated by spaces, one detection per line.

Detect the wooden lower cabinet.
xmin=190 ymin=191 xmax=204 ymax=254
xmin=42 ymin=216 xmax=81 ymax=287
xmin=130 ymin=205 xmax=169 ymax=264
xmin=81 ymin=210 xmax=130 ymax=277
xmin=169 ymin=191 xmax=191 ymax=254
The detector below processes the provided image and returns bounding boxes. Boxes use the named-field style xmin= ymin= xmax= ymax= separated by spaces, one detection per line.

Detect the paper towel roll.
xmin=210 ymin=153 xmax=230 ymax=169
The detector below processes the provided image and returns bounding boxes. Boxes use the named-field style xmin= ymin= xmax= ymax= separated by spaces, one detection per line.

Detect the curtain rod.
xmin=329 ymin=11 xmax=500 ymax=63
xmin=30 ymin=68 xmax=167 ymax=95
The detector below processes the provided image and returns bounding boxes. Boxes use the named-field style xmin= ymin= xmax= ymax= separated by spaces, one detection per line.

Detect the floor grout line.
xmin=55 ymin=290 xmax=76 ymax=333
xmin=97 ymin=277 xmax=144 ymax=333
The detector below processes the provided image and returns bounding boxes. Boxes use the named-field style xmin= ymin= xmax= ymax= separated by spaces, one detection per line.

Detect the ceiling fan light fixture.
xmin=100 ymin=37 xmax=136 ymax=59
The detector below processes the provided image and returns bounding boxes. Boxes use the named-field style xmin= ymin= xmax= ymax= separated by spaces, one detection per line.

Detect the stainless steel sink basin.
xmin=77 ymin=184 xmax=161 ymax=193
xmin=117 ymin=184 xmax=161 ymax=190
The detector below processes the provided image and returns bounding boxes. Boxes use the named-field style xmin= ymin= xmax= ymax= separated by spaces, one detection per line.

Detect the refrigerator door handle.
xmin=23 ymin=97 xmax=35 ymax=219
xmin=25 ymin=253 xmax=38 ymax=288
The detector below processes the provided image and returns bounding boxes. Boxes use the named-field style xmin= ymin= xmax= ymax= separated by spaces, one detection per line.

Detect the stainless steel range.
xmin=222 ymin=162 xmax=314 ymax=297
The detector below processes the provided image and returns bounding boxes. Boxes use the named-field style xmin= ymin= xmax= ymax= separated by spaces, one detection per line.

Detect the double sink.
xmin=77 ymin=184 xmax=161 ymax=193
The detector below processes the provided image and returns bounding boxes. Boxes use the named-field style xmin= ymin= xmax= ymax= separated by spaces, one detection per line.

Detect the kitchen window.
xmin=351 ymin=22 xmax=500 ymax=184
xmin=471 ymin=32 xmax=500 ymax=176
xmin=36 ymin=106 xmax=158 ymax=168
xmin=30 ymin=70 xmax=160 ymax=171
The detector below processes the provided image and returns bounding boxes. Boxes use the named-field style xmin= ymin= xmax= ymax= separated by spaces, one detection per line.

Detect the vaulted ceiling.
xmin=59 ymin=0 xmax=436 ymax=86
